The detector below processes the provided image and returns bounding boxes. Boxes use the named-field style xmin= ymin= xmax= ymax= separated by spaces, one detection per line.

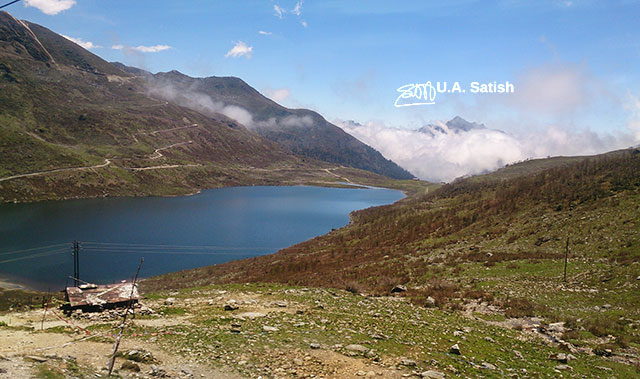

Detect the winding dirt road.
xmin=0 ymin=159 xmax=111 ymax=183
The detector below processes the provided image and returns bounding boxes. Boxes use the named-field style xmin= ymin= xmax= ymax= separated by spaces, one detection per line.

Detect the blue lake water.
xmin=0 ymin=186 xmax=403 ymax=291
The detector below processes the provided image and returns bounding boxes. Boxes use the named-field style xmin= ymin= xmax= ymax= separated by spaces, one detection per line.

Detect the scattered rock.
xmin=309 ymin=343 xmax=321 ymax=349
xmin=549 ymin=353 xmax=568 ymax=363
xmin=345 ymin=344 xmax=369 ymax=353
xmin=547 ymin=322 xmax=565 ymax=334
xmin=365 ymin=371 xmax=376 ymax=377
xmin=119 ymin=349 xmax=156 ymax=364
xmin=274 ymin=301 xmax=287 ymax=307
xmin=602 ymin=304 xmax=612 ymax=309
xmin=121 ymin=361 xmax=140 ymax=372
xmin=370 ymin=333 xmax=388 ymax=340
xmin=555 ymin=364 xmax=572 ymax=371
xmin=481 ymin=362 xmax=496 ymax=370
xmin=24 ymin=355 xmax=48 ymax=363
xmin=400 ymin=358 xmax=417 ymax=367
xmin=449 ymin=344 xmax=461 ymax=355
xmin=425 ymin=296 xmax=436 ymax=307
xmin=356 ymin=370 xmax=366 ymax=376
xmin=421 ymin=370 xmax=446 ymax=379
xmin=262 ymin=325 xmax=278 ymax=332
xmin=293 ymin=358 xmax=304 ymax=366
xmin=235 ymin=312 xmax=266 ymax=320
xmin=391 ymin=285 xmax=407 ymax=293
xmin=224 ymin=303 xmax=239 ymax=311
xmin=164 ymin=297 xmax=175 ymax=305
xmin=453 ymin=331 xmax=463 ymax=337
xmin=594 ymin=348 xmax=613 ymax=357
xmin=150 ymin=365 xmax=168 ymax=377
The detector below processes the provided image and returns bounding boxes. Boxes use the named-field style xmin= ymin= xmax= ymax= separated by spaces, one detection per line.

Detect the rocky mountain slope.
xmin=145 ymin=149 xmax=640 ymax=376
xmin=3 ymin=281 xmax=639 ymax=378
xmin=122 ymin=66 xmax=414 ymax=180
xmin=0 ymin=12 xmax=414 ymax=203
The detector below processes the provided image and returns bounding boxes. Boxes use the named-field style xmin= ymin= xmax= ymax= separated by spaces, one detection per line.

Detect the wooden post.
xmin=563 ymin=237 xmax=569 ymax=282
xmin=107 ymin=258 xmax=144 ymax=376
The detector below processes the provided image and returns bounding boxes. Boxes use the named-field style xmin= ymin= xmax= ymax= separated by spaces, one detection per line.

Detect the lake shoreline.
xmin=1 ymin=185 xmax=406 ymax=292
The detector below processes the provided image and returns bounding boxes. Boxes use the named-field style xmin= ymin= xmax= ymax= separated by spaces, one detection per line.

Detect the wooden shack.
xmin=64 ymin=280 xmax=139 ymax=312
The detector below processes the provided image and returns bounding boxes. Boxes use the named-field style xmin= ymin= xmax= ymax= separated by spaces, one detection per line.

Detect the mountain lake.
xmin=0 ymin=185 xmax=404 ymax=291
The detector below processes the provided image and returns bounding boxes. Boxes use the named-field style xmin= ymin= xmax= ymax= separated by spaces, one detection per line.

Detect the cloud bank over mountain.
xmin=337 ymin=117 xmax=636 ymax=182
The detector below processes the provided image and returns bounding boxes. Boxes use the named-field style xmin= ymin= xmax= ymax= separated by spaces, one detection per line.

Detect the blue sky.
xmin=5 ymin=0 xmax=640 ymax=179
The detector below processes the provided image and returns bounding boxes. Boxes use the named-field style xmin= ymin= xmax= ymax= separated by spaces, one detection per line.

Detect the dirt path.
xmin=0 ymin=309 xmax=241 ymax=378
xmin=0 ymin=159 xmax=111 ymax=183
xmin=324 ymin=167 xmax=353 ymax=184
xmin=128 ymin=163 xmax=201 ymax=172
xmin=148 ymin=141 xmax=193 ymax=160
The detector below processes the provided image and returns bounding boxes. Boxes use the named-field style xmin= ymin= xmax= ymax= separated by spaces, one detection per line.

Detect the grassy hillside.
xmin=1 ymin=12 xmax=426 ymax=203
xmin=146 ymin=69 xmax=414 ymax=180
xmin=145 ymin=149 xmax=640 ymax=374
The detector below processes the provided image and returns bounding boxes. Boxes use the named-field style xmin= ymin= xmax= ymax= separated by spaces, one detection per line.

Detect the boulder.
xmin=400 ymin=358 xmax=417 ymax=367
xmin=163 ymin=297 xmax=175 ymax=305
xmin=391 ymin=285 xmax=407 ymax=293
xmin=421 ymin=370 xmax=445 ymax=379
xmin=449 ymin=344 xmax=461 ymax=355
xmin=224 ymin=303 xmax=239 ymax=311
xmin=345 ymin=344 xmax=369 ymax=353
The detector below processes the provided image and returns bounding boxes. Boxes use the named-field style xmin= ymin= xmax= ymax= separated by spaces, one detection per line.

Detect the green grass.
xmin=128 ymin=283 xmax=640 ymax=378
xmin=34 ymin=364 xmax=65 ymax=379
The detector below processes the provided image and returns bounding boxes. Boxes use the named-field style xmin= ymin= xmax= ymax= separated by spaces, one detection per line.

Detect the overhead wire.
xmin=82 ymin=241 xmax=282 ymax=250
xmin=0 ymin=0 xmax=21 ymax=10
xmin=0 ymin=243 xmax=69 ymax=257
xmin=0 ymin=240 xmax=285 ymax=265
xmin=0 ymin=247 xmax=69 ymax=264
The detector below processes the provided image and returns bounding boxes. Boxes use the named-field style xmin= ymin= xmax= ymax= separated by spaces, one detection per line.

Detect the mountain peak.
xmin=446 ymin=116 xmax=486 ymax=132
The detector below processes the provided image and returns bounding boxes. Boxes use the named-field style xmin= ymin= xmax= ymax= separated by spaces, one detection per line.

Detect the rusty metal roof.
xmin=65 ymin=281 xmax=139 ymax=308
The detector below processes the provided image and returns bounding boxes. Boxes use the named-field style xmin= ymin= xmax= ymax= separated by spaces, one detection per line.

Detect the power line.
xmin=0 ymin=243 xmax=69 ymax=257
xmin=81 ymin=248 xmax=258 ymax=256
xmin=82 ymin=241 xmax=282 ymax=250
xmin=82 ymin=246 xmax=275 ymax=252
xmin=0 ymin=248 xmax=68 ymax=264
xmin=0 ymin=0 xmax=21 ymax=10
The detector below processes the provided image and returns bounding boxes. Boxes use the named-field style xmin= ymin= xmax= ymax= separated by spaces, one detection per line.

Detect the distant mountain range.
xmin=417 ymin=116 xmax=488 ymax=137
xmin=113 ymin=64 xmax=413 ymax=180
xmin=0 ymin=11 xmax=414 ymax=201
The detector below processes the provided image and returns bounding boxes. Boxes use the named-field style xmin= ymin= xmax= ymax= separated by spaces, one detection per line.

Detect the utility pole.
xmin=72 ymin=240 xmax=80 ymax=287
xmin=563 ymin=237 xmax=569 ymax=282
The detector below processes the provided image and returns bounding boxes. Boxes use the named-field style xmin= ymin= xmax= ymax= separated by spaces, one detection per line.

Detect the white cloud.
xmin=146 ymin=82 xmax=255 ymax=127
xmin=507 ymin=63 xmax=592 ymax=116
xmin=111 ymin=44 xmax=171 ymax=53
xmin=281 ymin=115 xmax=313 ymax=128
xmin=292 ymin=1 xmax=303 ymax=16
xmin=337 ymin=119 xmax=635 ymax=182
xmin=224 ymin=41 xmax=253 ymax=59
xmin=24 ymin=0 xmax=75 ymax=15
xmin=274 ymin=4 xmax=285 ymax=18
xmin=264 ymin=87 xmax=291 ymax=103
xmin=61 ymin=34 xmax=101 ymax=49
xmin=625 ymin=92 xmax=640 ymax=141
xmin=132 ymin=45 xmax=171 ymax=53
xmin=301 ymin=20 xmax=308 ymax=27
xmin=258 ymin=30 xmax=272 ymax=35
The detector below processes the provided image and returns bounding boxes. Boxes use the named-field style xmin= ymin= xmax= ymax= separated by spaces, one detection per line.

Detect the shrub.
xmin=503 ymin=298 xmax=538 ymax=318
